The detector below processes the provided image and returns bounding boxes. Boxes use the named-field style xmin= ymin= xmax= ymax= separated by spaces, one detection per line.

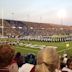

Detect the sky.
xmin=0 ymin=0 xmax=72 ymax=25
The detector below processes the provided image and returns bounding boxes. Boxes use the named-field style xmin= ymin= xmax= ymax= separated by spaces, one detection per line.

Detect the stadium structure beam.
xmin=2 ymin=9 xmax=4 ymax=38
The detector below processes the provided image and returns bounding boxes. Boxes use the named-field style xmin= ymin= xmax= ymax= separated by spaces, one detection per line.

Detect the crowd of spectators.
xmin=5 ymin=20 xmax=72 ymax=36
xmin=0 ymin=44 xmax=72 ymax=72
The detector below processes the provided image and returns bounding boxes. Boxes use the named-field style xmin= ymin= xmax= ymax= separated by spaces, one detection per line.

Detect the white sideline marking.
xmin=58 ymin=47 xmax=72 ymax=53
xmin=16 ymin=47 xmax=38 ymax=52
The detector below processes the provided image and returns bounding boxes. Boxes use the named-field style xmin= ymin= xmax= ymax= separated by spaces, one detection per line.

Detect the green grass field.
xmin=0 ymin=38 xmax=72 ymax=56
xmin=14 ymin=40 xmax=72 ymax=56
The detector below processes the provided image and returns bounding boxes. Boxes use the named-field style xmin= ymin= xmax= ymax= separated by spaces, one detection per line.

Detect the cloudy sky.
xmin=0 ymin=0 xmax=72 ymax=25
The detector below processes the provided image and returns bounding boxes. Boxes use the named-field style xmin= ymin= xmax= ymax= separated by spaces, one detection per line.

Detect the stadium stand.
xmin=0 ymin=19 xmax=72 ymax=42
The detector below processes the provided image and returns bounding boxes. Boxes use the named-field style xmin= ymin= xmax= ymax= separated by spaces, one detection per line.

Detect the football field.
xmin=14 ymin=40 xmax=72 ymax=56
xmin=0 ymin=38 xmax=72 ymax=56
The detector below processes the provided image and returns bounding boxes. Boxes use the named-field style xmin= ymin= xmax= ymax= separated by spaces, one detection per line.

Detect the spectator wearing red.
xmin=0 ymin=44 xmax=18 ymax=72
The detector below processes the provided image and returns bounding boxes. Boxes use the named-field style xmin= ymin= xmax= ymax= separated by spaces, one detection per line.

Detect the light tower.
xmin=1 ymin=9 xmax=4 ymax=38
xmin=57 ymin=9 xmax=67 ymax=25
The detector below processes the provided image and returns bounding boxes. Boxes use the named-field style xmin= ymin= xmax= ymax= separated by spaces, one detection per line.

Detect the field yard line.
xmin=58 ymin=47 xmax=72 ymax=53
xmin=16 ymin=46 xmax=72 ymax=53
xmin=16 ymin=47 xmax=38 ymax=52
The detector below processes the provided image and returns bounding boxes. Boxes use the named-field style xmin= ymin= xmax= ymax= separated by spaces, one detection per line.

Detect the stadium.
xmin=0 ymin=19 xmax=72 ymax=56
xmin=1 ymin=0 xmax=72 ymax=72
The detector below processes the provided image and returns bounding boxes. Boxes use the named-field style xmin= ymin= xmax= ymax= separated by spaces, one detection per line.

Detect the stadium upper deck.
xmin=0 ymin=19 xmax=72 ymax=37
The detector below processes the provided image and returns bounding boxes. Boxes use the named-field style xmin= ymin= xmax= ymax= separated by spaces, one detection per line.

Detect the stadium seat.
xmin=0 ymin=68 xmax=9 ymax=72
